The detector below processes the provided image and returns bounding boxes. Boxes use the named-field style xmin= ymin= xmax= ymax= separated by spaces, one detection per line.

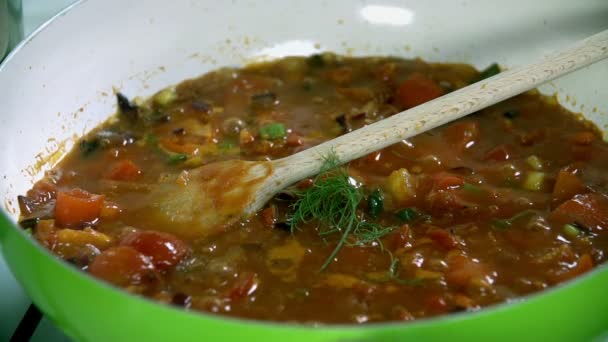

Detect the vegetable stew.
xmin=18 ymin=53 xmax=608 ymax=324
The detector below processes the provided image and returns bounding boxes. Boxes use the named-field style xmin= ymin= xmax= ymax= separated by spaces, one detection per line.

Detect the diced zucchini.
xmin=563 ymin=223 xmax=581 ymax=238
xmin=523 ymin=171 xmax=545 ymax=191
xmin=526 ymin=155 xmax=543 ymax=170
xmin=154 ymin=87 xmax=177 ymax=107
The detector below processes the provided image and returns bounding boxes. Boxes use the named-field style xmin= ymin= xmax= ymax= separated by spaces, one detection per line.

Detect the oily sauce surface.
xmin=18 ymin=54 xmax=608 ymax=324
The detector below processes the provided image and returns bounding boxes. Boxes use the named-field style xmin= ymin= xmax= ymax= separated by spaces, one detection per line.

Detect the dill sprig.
xmin=289 ymin=153 xmax=394 ymax=270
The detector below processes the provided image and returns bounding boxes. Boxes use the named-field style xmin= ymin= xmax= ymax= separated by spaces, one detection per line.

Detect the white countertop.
xmin=0 ymin=2 xmax=77 ymax=340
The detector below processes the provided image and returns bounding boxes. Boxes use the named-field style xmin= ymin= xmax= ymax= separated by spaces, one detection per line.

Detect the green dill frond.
xmin=288 ymin=151 xmax=395 ymax=271
xmin=351 ymin=221 xmax=394 ymax=246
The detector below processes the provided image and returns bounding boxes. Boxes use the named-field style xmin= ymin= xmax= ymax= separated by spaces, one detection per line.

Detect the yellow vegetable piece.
xmin=385 ymin=168 xmax=416 ymax=203
xmin=266 ymin=238 xmax=306 ymax=282
xmin=365 ymin=271 xmax=389 ymax=282
xmin=317 ymin=273 xmax=363 ymax=289
xmin=415 ymin=269 xmax=444 ymax=280
xmin=56 ymin=227 xmax=113 ymax=250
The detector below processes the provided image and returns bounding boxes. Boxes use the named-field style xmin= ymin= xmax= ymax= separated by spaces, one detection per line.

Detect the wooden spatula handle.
xmin=276 ymin=29 xmax=608 ymax=183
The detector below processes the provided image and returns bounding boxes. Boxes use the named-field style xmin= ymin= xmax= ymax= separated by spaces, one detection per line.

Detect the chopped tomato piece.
xmin=121 ymin=231 xmax=188 ymax=271
xmin=55 ymin=188 xmax=105 ymax=227
xmin=160 ymin=138 xmax=199 ymax=155
xmin=443 ymin=120 xmax=480 ymax=150
xmin=571 ymin=131 xmax=596 ymax=145
xmin=89 ymin=246 xmax=156 ymax=287
xmin=107 ymin=159 xmax=141 ymax=181
xmin=364 ymin=151 xmax=382 ymax=163
xmin=396 ymin=73 xmax=443 ymax=109
xmin=483 ymin=144 xmax=512 ymax=161
xmin=286 ymin=132 xmax=303 ymax=147
xmin=554 ymin=253 xmax=594 ymax=282
xmin=452 ymin=294 xmax=474 ymax=309
xmin=427 ymin=228 xmax=458 ymax=250
xmin=552 ymin=170 xmax=587 ymax=204
xmin=550 ymin=193 xmax=608 ymax=231
xmin=388 ymin=224 xmax=411 ymax=250
xmin=425 ymin=295 xmax=449 ymax=314
xmin=260 ymin=206 xmax=277 ymax=227
xmin=227 ymin=272 xmax=259 ymax=301
xmin=296 ymin=178 xmax=314 ymax=190
xmin=445 ymin=254 xmax=489 ymax=288
xmin=433 ymin=173 xmax=464 ymax=190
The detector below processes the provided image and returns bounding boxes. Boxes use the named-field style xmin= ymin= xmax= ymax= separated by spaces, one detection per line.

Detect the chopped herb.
xmin=563 ymin=223 xmax=581 ymax=238
xmin=503 ymin=110 xmax=519 ymax=119
xmin=145 ymin=133 xmax=159 ymax=146
xmin=462 ymin=183 xmax=483 ymax=193
xmin=251 ymin=92 xmax=277 ymax=107
xmin=307 ymin=54 xmax=325 ymax=68
xmin=144 ymin=134 xmax=189 ymax=165
xmin=302 ymin=79 xmax=313 ymax=91
xmin=18 ymin=217 xmax=40 ymax=229
xmin=290 ymin=152 xmax=393 ymax=270
xmin=218 ymin=140 xmax=236 ymax=149
xmin=395 ymin=208 xmax=418 ymax=222
xmin=372 ymin=254 xmax=423 ymax=286
xmin=116 ymin=92 xmax=138 ymax=121
xmin=145 ymin=110 xmax=171 ymax=123
xmin=259 ymin=123 xmax=287 ymax=139
xmin=79 ymin=138 xmax=100 ymax=157
xmin=493 ymin=219 xmax=511 ymax=230
xmin=439 ymin=80 xmax=455 ymax=93
xmin=335 ymin=114 xmax=349 ymax=133
xmin=473 ymin=63 xmax=501 ymax=83
xmin=351 ymin=221 xmax=394 ymax=247
xmin=167 ymin=153 xmax=188 ymax=165
xmin=368 ymin=189 xmax=384 ymax=218
xmin=493 ymin=210 xmax=537 ymax=229
xmin=191 ymin=100 xmax=211 ymax=112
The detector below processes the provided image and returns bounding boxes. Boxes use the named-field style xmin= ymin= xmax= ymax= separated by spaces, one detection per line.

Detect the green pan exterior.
xmin=2 ymin=212 xmax=608 ymax=341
